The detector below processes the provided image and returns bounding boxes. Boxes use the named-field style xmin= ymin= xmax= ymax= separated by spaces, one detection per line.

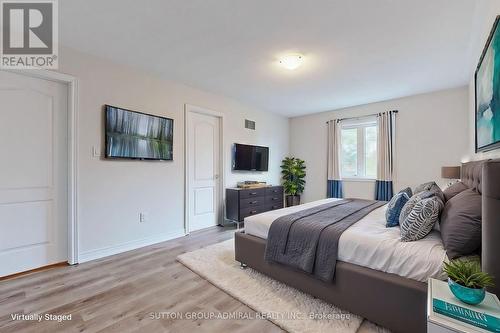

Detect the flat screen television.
xmin=233 ymin=143 xmax=269 ymax=171
xmin=105 ymin=105 xmax=173 ymax=160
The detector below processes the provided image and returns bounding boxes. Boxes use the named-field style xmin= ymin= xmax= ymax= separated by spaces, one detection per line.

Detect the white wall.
xmin=290 ymin=87 xmax=469 ymax=203
xmin=58 ymin=47 xmax=289 ymax=261
xmin=56 ymin=1 xmax=500 ymax=261
xmin=467 ymin=3 xmax=500 ymax=161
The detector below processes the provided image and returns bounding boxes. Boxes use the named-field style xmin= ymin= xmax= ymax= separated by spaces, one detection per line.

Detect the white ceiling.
xmin=60 ymin=0 xmax=488 ymax=117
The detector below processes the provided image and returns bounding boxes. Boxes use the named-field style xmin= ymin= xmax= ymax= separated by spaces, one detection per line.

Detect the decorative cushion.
xmin=440 ymin=189 xmax=482 ymax=259
xmin=400 ymin=187 xmax=413 ymax=198
xmin=399 ymin=190 xmax=436 ymax=223
xmin=399 ymin=194 xmax=420 ymax=223
xmin=442 ymin=181 xmax=468 ymax=202
xmin=385 ymin=189 xmax=411 ymax=227
xmin=400 ymin=196 xmax=444 ymax=242
xmin=414 ymin=181 xmax=436 ymax=194
xmin=414 ymin=181 xmax=445 ymax=203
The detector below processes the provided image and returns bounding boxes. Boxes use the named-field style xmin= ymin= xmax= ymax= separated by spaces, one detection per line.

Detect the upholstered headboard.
xmin=461 ymin=159 xmax=500 ymax=296
xmin=461 ymin=160 xmax=486 ymax=194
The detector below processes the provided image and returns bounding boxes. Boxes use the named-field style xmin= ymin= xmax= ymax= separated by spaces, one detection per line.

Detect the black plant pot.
xmin=286 ymin=195 xmax=301 ymax=207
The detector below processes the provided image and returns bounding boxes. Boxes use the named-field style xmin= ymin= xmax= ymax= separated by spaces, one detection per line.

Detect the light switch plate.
xmin=92 ymin=146 xmax=101 ymax=158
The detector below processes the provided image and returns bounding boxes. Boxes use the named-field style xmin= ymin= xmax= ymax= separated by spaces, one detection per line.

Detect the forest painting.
xmin=105 ymin=106 xmax=173 ymax=160
xmin=476 ymin=17 xmax=500 ymax=152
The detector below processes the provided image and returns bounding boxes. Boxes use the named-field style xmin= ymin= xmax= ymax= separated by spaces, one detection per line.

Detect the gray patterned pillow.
xmin=414 ymin=181 xmax=436 ymax=194
xmin=399 ymin=190 xmax=432 ymax=222
xmin=400 ymin=196 xmax=444 ymax=242
xmin=414 ymin=181 xmax=445 ymax=202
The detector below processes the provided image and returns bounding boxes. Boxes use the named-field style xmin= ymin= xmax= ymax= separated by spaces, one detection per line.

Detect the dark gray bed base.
xmin=235 ymin=231 xmax=427 ymax=333
xmin=234 ymin=159 xmax=500 ymax=333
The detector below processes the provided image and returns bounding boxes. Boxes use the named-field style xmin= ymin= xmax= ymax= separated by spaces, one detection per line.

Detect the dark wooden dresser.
xmin=226 ymin=186 xmax=284 ymax=226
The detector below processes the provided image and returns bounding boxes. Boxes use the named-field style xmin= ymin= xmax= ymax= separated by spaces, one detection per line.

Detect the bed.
xmin=234 ymin=159 xmax=500 ymax=333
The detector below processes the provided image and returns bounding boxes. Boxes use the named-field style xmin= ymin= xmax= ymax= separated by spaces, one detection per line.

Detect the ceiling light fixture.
xmin=279 ymin=54 xmax=304 ymax=70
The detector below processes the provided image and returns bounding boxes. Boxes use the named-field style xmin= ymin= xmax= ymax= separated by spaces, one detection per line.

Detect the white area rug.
xmin=177 ymin=239 xmax=390 ymax=333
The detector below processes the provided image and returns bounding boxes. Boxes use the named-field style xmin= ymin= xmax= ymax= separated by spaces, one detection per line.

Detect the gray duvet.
xmin=264 ymin=199 xmax=385 ymax=281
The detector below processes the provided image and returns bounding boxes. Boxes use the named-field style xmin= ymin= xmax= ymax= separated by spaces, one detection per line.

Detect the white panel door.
xmin=0 ymin=71 xmax=68 ymax=276
xmin=187 ymin=111 xmax=221 ymax=231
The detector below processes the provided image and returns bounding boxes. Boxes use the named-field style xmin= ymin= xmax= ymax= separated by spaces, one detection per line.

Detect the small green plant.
xmin=443 ymin=259 xmax=494 ymax=289
xmin=281 ymin=157 xmax=306 ymax=196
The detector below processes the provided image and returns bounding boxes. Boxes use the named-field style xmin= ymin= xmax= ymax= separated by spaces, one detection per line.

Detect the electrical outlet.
xmin=139 ymin=212 xmax=147 ymax=223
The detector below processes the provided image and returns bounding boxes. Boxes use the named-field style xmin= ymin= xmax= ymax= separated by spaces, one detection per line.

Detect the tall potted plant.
xmin=281 ymin=157 xmax=306 ymax=207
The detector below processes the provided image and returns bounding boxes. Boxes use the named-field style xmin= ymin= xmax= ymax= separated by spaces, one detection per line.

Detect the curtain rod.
xmin=325 ymin=110 xmax=398 ymax=124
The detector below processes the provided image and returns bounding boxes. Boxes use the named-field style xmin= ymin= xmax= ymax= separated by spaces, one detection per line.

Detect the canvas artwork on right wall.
xmin=476 ymin=16 xmax=500 ymax=152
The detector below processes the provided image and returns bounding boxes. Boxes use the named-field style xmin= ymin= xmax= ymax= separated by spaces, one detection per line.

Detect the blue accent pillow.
xmin=385 ymin=190 xmax=411 ymax=227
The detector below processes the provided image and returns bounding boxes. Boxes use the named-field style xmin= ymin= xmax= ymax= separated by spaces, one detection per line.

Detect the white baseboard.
xmin=78 ymin=230 xmax=186 ymax=263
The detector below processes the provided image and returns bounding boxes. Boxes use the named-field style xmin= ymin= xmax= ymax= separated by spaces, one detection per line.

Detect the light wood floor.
xmin=0 ymin=226 xmax=284 ymax=333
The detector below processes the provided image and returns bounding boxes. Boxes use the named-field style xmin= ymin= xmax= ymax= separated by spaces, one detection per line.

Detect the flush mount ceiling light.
xmin=279 ymin=54 xmax=304 ymax=70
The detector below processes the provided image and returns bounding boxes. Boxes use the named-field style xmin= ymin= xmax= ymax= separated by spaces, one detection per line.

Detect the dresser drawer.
xmin=240 ymin=197 xmax=266 ymax=208
xmin=266 ymin=195 xmax=283 ymax=204
xmin=226 ymin=186 xmax=284 ymax=223
xmin=266 ymin=187 xmax=283 ymax=196
xmin=241 ymin=206 xmax=265 ymax=219
xmin=239 ymin=188 xmax=266 ymax=199
xmin=268 ymin=203 xmax=284 ymax=211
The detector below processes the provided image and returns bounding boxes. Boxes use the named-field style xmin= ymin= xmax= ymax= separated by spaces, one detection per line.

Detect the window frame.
xmin=340 ymin=119 xmax=378 ymax=181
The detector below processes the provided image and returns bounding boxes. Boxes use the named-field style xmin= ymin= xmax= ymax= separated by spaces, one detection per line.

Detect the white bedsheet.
xmin=244 ymin=198 xmax=447 ymax=282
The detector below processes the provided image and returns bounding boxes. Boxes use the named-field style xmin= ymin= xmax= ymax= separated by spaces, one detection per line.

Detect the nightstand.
xmin=427 ymin=278 xmax=500 ymax=333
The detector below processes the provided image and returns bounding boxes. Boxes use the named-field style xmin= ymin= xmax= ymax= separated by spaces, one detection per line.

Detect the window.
xmin=340 ymin=120 xmax=377 ymax=179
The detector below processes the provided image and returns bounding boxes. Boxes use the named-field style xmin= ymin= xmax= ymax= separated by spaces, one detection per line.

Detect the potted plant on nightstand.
xmin=281 ymin=157 xmax=306 ymax=207
xmin=443 ymin=259 xmax=495 ymax=305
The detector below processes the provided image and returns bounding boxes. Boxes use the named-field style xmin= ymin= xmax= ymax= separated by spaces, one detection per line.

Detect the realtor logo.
xmin=1 ymin=0 xmax=58 ymax=68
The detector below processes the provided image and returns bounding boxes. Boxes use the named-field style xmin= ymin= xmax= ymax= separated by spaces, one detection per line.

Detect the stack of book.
xmin=432 ymin=280 xmax=500 ymax=332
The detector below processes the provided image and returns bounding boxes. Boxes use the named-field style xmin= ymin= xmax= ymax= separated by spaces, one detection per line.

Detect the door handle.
xmin=214 ymin=174 xmax=219 ymax=179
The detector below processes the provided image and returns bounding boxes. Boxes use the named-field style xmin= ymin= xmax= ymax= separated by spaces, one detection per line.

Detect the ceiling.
xmin=60 ymin=0 xmax=488 ymax=117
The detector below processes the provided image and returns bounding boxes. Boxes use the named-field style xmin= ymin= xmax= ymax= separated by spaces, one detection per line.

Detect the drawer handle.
xmin=250 ymin=192 xmax=257 ymax=195
xmin=250 ymin=201 xmax=258 ymax=204
xmin=272 ymin=197 xmax=278 ymax=201
xmin=250 ymin=210 xmax=258 ymax=214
